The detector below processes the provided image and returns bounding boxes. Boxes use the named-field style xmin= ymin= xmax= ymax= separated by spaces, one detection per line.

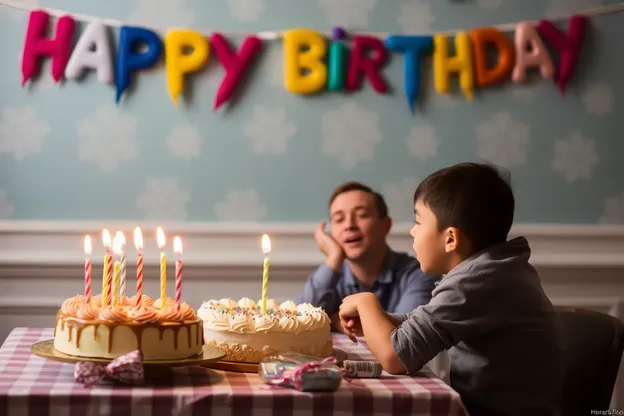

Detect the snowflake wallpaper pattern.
xmin=0 ymin=0 xmax=622 ymax=224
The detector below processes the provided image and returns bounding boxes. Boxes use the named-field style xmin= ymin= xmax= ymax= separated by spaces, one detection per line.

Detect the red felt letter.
xmin=537 ymin=15 xmax=588 ymax=95
xmin=346 ymin=35 xmax=389 ymax=93
xmin=210 ymin=33 xmax=263 ymax=110
xmin=21 ymin=10 xmax=76 ymax=86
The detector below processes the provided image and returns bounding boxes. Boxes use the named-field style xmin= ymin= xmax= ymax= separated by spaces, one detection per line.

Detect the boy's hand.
xmin=339 ymin=293 xmax=378 ymax=341
xmin=314 ymin=221 xmax=345 ymax=271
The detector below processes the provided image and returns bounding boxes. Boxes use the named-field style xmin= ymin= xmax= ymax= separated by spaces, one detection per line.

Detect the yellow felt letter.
xmin=433 ymin=32 xmax=474 ymax=101
xmin=165 ymin=29 xmax=210 ymax=106
xmin=283 ymin=29 xmax=327 ymax=94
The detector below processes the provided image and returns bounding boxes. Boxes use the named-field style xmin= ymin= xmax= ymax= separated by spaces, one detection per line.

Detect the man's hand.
xmin=315 ymin=220 xmax=345 ymax=271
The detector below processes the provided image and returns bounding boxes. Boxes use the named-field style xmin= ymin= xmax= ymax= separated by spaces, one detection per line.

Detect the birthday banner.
xmin=8 ymin=3 xmax=624 ymax=113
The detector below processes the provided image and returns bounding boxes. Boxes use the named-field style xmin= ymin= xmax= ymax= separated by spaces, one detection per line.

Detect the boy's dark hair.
xmin=329 ymin=181 xmax=389 ymax=219
xmin=413 ymin=162 xmax=515 ymax=252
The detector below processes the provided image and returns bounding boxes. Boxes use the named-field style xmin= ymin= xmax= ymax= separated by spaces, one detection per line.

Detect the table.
xmin=0 ymin=327 xmax=468 ymax=416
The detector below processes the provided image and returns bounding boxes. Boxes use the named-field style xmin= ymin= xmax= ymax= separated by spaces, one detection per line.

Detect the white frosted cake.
xmin=53 ymin=294 xmax=204 ymax=360
xmin=197 ymin=297 xmax=333 ymax=363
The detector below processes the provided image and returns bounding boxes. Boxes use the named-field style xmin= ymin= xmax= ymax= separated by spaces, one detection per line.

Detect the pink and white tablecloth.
xmin=0 ymin=327 xmax=468 ymax=416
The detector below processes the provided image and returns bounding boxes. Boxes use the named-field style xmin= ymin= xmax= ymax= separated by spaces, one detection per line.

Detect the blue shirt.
xmin=294 ymin=247 xmax=440 ymax=316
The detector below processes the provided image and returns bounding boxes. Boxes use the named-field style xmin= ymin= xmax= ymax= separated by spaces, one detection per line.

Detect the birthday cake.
xmin=197 ymin=297 xmax=333 ymax=363
xmin=53 ymin=294 xmax=204 ymax=361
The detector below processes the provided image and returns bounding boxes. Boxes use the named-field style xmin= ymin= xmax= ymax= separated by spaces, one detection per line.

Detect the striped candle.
xmin=116 ymin=231 xmax=127 ymax=300
xmin=105 ymin=251 xmax=113 ymax=307
xmin=84 ymin=236 xmax=92 ymax=304
xmin=260 ymin=234 xmax=271 ymax=315
xmin=134 ymin=227 xmax=143 ymax=308
xmin=101 ymin=230 xmax=112 ymax=307
xmin=174 ymin=237 xmax=183 ymax=311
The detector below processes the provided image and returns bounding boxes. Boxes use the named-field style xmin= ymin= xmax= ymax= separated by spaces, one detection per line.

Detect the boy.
xmin=338 ymin=162 xmax=564 ymax=416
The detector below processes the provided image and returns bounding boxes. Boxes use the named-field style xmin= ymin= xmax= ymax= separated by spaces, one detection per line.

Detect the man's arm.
xmin=393 ymin=264 xmax=441 ymax=313
xmin=294 ymin=264 xmax=344 ymax=316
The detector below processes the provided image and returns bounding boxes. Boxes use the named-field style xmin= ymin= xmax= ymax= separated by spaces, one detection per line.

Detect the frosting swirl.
xmin=279 ymin=316 xmax=299 ymax=332
xmin=76 ymin=303 xmax=99 ymax=320
xmin=128 ymin=307 xmax=160 ymax=323
xmin=237 ymin=297 xmax=256 ymax=309
xmin=230 ymin=315 xmax=253 ymax=332
xmin=219 ymin=298 xmax=238 ymax=310
xmin=254 ymin=315 xmax=275 ymax=331
xmin=153 ymin=297 xmax=174 ymax=309
xmin=99 ymin=307 xmax=128 ymax=322
xmin=129 ymin=295 xmax=154 ymax=307
xmin=180 ymin=303 xmax=197 ymax=321
xmin=158 ymin=307 xmax=184 ymax=322
xmin=257 ymin=298 xmax=279 ymax=312
xmin=61 ymin=296 xmax=85 ymax=317
xmin=279 ymin=300 xmax=297 ymax=312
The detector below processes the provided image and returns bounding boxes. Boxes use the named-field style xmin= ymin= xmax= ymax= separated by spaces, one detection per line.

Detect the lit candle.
xmin=174 ymin=236 xmax=183 ymax=312
xmin=112 ymin=236 xmax=122 ymax=307
xmin=261 ymin=234 xmax=271 ymax=315
xmin=102 ymin=229 xmax=112 ymax=308
xmin=116 ymin=231 xmax=127 ymax=301
xmin=157 ymin=227 xmax=167 ymax=306
xmin=134 ymin=227 xmax=144 ymax=308
xmin=84 ymin=235 xmax=92 ymax=304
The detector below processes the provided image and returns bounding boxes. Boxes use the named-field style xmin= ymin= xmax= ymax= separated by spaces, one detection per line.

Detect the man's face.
xmin=410 ymin=200 xmax=448 ymax=275
xmin=329 ymin=190 xmax=389 ymax=261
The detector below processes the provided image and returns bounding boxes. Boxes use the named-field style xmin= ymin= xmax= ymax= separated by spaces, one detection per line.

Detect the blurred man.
xmin=295 ymin=181 xmax=439 ymax=333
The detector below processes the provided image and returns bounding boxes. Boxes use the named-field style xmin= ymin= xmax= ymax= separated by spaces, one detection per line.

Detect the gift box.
xmin=259 ymin=353 xmax=342 ymax=392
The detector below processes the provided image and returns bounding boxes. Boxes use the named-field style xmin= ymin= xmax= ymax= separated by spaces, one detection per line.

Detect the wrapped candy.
xmin=259 ymin=353 xmax=342 ymax=392
xmin=259 ymin=352 xmax=384 ymax=391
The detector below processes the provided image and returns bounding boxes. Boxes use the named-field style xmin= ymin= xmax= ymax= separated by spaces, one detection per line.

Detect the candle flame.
xmin=84 ymin=235 xmax=92 ymax=255
xmin=115 ymin=231 xmax=126 ymax=246
xmin=156 ymin=227 xmax=166 ymax=249
xmin=102 ymin=229 xmax=111 ymax=248
xmin=112 ymin=236 xmax=122 ymax=256
xmin=174 ymin=236 xmax=183 ymax=254
xmin=261 ymin=234 xmax=271 ymax=254
xmin=134 ymin=227 xmax=143 ymax=250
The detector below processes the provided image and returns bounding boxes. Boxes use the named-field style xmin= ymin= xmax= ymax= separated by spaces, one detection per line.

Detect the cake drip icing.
xmin=58 ymin=295 xmax=199 ymax=324
xmin=197 ymin=297 xmax=331 ymax=334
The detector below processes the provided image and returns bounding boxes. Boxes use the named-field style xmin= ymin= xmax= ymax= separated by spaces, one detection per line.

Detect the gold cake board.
xmin=202 ymin=348 xmax=348 ymax=373
xmin=31 ymin=340 xmax=226 ymax=378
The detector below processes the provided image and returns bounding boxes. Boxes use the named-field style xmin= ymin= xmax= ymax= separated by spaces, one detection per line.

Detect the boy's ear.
xmin=444 ymin=227 xmax=460 ymax=253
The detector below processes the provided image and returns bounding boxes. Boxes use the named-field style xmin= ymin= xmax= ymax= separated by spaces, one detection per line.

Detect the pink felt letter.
xmin=347 ymin=35 xmax=389 ymax=93
xmin=511 ymin=22 xmax=554 ymax=84
xmin=210 ymin=33 xmax=263 ymax=111
xmin=21 ymin=10 xmax=76 ymax=86
xmin=538 ymin=15 xmax=588 ymax=95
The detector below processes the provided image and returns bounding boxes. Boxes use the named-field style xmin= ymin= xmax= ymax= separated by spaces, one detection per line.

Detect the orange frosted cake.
xmin=197 ymin=297 xmax=333 ymax=363
xmin=53 ymin=294 xmax=203 ymax=360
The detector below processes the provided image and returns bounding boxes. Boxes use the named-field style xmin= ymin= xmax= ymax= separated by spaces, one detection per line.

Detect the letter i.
xmin=327 ymin=27 xmax=347 ymax=91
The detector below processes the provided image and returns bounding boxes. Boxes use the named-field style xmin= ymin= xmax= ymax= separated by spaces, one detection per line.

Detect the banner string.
xmin=1 ymin=0 xmax=623 ymax=40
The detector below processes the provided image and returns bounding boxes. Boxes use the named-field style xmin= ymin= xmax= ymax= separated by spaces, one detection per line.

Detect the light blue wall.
xmin=0 ymin=0 xmax=622 ymax=224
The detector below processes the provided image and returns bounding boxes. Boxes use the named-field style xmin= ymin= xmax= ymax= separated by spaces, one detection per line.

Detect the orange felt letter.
xmin=470 ymin=27 xmax=515 ymax=87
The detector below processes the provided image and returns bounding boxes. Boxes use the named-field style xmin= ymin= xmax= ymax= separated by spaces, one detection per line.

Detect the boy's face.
xmin=410 ymin=200 xmax=448 ymax=275
xmin=329 ymin=190 xmax=390 ymax=261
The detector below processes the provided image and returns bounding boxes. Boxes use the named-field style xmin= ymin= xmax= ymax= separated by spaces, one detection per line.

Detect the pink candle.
xmin=134 ymin=227 xmax=144 ymax=308
xmin=174 ymin=236 xmax=183 ymax=311
xmin=84 ymin=235 xmax=92 ymax=303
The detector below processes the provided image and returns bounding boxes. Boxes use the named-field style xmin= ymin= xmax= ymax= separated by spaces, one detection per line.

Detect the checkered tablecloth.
xmin=0 ymin=327 xmax=468 ymax=416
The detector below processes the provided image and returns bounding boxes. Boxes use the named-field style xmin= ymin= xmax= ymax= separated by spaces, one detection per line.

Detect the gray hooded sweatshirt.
xmin=391 ymin=237 xmax=564 ymax=416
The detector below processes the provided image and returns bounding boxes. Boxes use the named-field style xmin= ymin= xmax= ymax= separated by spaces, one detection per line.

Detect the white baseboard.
xmin=0 ymin=220 xmax=623 ymax=268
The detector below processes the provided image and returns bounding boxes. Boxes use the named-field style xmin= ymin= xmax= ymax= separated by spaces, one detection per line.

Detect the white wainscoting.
xmin=0 ymin=221 xmax=623 ymax=408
